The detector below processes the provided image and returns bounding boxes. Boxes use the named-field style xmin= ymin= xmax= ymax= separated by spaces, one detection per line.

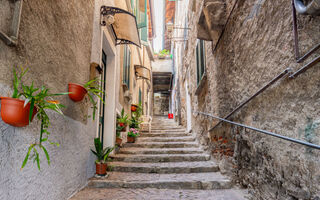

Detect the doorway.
xmin=98 ymin=50 xmax=107 ymax=146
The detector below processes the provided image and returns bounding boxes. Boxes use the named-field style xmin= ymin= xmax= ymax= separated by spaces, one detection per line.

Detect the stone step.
xmin=151 ymin=127 xmax=184 ymax=131
xmin=108 ymin=161 xmax=219 ymax=173
xmin=119 ymin=147 xmax=204 ymax=155
xmin=88 ymin=172 xmax=232 ymax=190
xmin=137 ymin=136 xmax=195 ymax=142
xmin=123 ymin=142 xmax=198 ymax=148
xmin=139 ymin=132 xmax=190 ymax=137
xmin=70 ymin=188 xmax=248 ymax=200
xmin=111 ymin=153 xmax=210 ymax=163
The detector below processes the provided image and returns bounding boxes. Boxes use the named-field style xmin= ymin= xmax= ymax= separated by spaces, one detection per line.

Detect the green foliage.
xmin=91 ymin=138 xmax=114 ymax=163
xmin=159 ymin=49 xmax=170 ymax=57
xmin=116 ymin=125 xmax=123 ymax=138
xmin=129 ymin=103 xmax=143 ymax=129
xmin=117 ymin=108 xmax=129 ymax=125
xmin=12 ymin=66 xmax=28 ymax=98
xmin=83 ymin=78 xmax=105 ymax=121
xmin=11 ymin=67 xmax=68 ymax=171
xmin=127 ymin=128 xmax=139 ymax=137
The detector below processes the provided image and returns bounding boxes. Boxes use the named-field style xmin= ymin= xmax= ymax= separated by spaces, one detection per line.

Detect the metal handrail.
xmin=196 ymin=111 xmax=320 ymax=150
xmin=210 ymin=68 xmax=292 ymax=132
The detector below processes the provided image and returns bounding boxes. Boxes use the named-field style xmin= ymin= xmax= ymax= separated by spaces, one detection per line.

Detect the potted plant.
xmin=1 ymin=67 xmax=69 ymax=170
xmin=68 ymin=78 xmax=104 ymax=120
xmin=91 ymin=138 xmax=114 ymax=176
xmin=0 ymin=67 xmax=37 ymax=127
xmin=127 ymin=128 xmax=139 ymax=143
xmin=131 ymin=104 xmax=138 ymax=112
xmin=117 ymin=108 xmax=128 ymax=131
xmin=129 ymin=103 xmax=142 ymax=129
xmin=116 ymin=125 xmax=123 ymax=146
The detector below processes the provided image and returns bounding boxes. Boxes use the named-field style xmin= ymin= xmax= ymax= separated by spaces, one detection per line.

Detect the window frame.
xmin=123 ymin=45 xmax=131 ymax=89
xmin=195 ymin=39 xmax=207 ymax=95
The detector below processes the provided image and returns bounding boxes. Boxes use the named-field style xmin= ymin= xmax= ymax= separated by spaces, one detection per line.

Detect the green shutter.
xmin=139 ymin=88 xmax=142 ymax=104
xmin=123 ymin=46 xmax=127 ymax=85
xmin=136 ymin=0 xmax=147 ymax=28
xmin=140 ymin=26 xmax=148 ymax=43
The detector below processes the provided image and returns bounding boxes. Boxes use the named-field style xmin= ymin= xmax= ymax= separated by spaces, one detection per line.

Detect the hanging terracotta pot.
xmin=68 ymin=83 xmax=87 ymax=102
xmin=131 ymin=104 xmax=138 ymax=112
xmin=116 ymin=137 xmax=122 ymax=146
xmin=0 ymin=97 xmax=37 ymax=127
xmin=127 ymin=136 xmax=135 ymax=143
xmin=95 ymin=162 xmax=107 ymax=176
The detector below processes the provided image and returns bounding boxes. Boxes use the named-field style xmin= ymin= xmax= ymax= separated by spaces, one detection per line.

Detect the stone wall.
xmin=153 ymin=93 xmax=169 ymax=115
xmin=0 ymin=1 xmax=96 ymax=199
xmin=175 ymin=0 xmax=320 ymax=199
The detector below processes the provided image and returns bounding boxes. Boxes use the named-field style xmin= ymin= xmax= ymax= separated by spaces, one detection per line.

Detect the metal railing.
xmin=196 ymin=111 xmax=320 ymax=150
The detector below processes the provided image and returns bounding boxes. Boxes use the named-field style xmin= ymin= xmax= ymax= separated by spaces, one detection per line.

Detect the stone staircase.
xmin=71 ymin=116 xmax=247 ymax=200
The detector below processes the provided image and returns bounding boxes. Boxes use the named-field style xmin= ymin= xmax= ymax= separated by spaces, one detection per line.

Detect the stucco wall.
xmin=0 ymin=1 xmax=97 ymax=199
xmin=175 ymin=0 xmax=320 ymax=199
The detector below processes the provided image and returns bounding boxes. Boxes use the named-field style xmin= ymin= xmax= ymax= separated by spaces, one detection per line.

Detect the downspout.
xmin=294 ymin=0 xmax=320 ymax=15
xmin=0 ymin=0 xmax=23 ymax=46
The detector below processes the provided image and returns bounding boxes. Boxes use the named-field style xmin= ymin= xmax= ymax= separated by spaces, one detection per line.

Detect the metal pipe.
xmin=297 ymin=43 xmax=320 ymax=63
xmin=294 ymin=0 xmax=320 ymax=15
xmin=290 ymin=55 xmax=320 ymax=78
xmin=209 ymin=68 xmax=291 ymax=132
xmin=196 ymin=111 xmax=320 ymax=150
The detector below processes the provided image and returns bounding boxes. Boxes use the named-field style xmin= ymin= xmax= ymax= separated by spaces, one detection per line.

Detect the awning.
xmin=135 ymin=65 xmax=151 ymax=80
xmin=100 ymin=6 xmax=141 ymax=47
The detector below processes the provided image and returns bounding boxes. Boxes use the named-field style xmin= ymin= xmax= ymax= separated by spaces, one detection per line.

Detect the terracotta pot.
xmin=0 ymin=97 xmax=37 ymax=127
xmin=116 ymin=137 xmax=122 ymax=145
xmin=131 ymin=104 xmax=138 ymax=112
xmin=96 ymin=162 xmax=107 ymax=176
xmin=127 ymin=136 xmax=135 ymax=143
xmin=68 ymin=83 xmax=87 ymax=102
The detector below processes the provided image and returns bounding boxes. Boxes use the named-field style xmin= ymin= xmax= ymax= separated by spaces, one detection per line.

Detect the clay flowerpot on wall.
xmin=116 ymin=137 xmax=122 ymax=146
xmin=131 ymin=104 xmax=138 ymax=112
xmin=127 ymin=136 xmax=135 ymax=143
xmin=95 ymin=162 xmax=107 ymax=176
xmin=0 ymin=97 xmax=37 ymax=127
xmin=68 ymin=83 xmax=87 ymax=102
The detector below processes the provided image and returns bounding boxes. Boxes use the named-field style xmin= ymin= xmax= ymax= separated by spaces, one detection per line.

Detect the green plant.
xmin=117 ymin=108 xmax=128 ymax=125
xmin=159 ymin=49 xmax=170 ymax=57
xmin=9 ymin=67 xmax=69 ymax=171
xmin=127 ymin=128 xmax=139 ymax=137
xmin=116 ymin=125 xmax=123 ymax=138
xmin=129 ymin=103 xmax=143 ymax=129
xmin=83 ymin=78 xmax=105 ymax=120
xmin=91 ymin=138 xmax=114 ymax=163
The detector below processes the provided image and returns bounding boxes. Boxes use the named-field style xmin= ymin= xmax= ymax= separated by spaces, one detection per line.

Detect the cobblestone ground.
xmin=71 ymin=188 xmax=248 ymax=200
xmin=70 ymin=117 xmax=248 ymax=200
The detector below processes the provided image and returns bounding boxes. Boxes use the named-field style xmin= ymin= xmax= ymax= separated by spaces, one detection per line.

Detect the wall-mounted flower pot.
xmin=116 ymin=137 xmax=122 ymax=146
xmin=68 ymin=83 xmax=87 ymax=102
xmin=118 ymin=123 xmax=127 ymax=132
xmin=0 ymin=97 xmax=37 ymax=127
xmin=131 ymin=104 xmax=138 ymax=112
xmin=127 ymin=136 xmax=135 ymax=143
xmin=95 ymin=162 xmax=107 ymax=176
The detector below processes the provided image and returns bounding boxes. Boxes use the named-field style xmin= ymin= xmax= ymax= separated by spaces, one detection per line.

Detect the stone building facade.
xmin=0 ymin=0 xmax=154 ymax=199
xmin=171 ymin=0 xmax=320 ymax=199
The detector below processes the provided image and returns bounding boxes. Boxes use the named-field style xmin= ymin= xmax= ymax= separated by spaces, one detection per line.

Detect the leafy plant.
xmin=127 ymin=128 xmax=139 ymax=137
xmin=116 ymin=125 xmax=123 ymax=138
xmin=129 ymin=103 xmax=143 ymax=129
xmin=10 ymin=67 xmax=69 ymax=171
xmin=117 ymin=108 xmax=128 ymax=125
xmin=91 ymin=138 xmax=114 ymax=163
xmin=83 ymin=78 xmax=105 ymax=120
xmin=159 ymin=49 xmax=170 ymax=57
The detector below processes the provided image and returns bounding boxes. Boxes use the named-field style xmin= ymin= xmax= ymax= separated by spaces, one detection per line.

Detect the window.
xmin=196 ymin=39 xmax=205 ymax=86
xmin=139 ymin=88 xmax=142 ymax=104
xmin=123 ymin=45 xmax=131 ymax=89
xmin=131 ymin=0 xmax=147 ymax=28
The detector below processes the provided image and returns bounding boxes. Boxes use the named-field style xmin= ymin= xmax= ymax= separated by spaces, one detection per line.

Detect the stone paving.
xmin=70 ymin=116 xmax=248 ymax=200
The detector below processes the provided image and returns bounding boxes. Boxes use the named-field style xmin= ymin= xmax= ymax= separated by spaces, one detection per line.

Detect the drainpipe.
xmin=294 ymin=0 xmax=320 ymax=15
xmin=0 ymin=0 xmax=23 ymax=46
